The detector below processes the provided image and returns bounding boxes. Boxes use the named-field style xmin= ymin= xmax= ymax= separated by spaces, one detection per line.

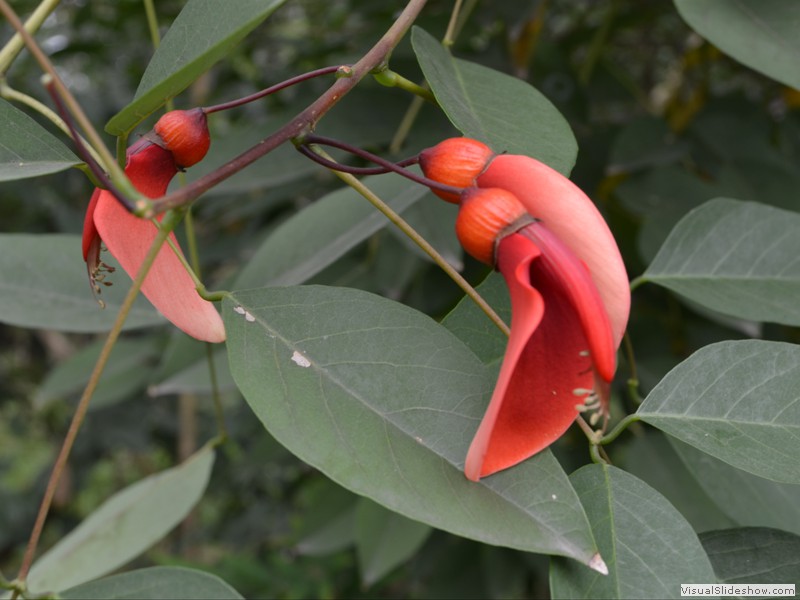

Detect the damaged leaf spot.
xmin=291 ymin=350 xmax=311 ymax=367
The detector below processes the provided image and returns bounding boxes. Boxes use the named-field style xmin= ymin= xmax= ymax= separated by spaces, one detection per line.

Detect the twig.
xmin=147 ymin=0 xmax=430 ymax=216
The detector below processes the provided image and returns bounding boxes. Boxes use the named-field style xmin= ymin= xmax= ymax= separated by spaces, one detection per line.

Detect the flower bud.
xmin=456 ymin=187 xmax=529 ymax=265
xmin=419 ymin=137 xmax=493 ymax=203
xmin=154 ymin=108 xmax=211 ymax=168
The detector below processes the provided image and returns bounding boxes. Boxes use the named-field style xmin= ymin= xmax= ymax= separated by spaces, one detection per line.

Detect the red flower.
xmin=420 ymin=139 xmax=630 ymax=480
xmin=82 ymin=109 xmax=225 ymax=343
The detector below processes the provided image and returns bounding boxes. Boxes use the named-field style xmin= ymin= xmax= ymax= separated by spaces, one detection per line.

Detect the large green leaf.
xmin=412 ymin=27 xmax=577 ymax=175
xmin=700 ymin=528 xmax=800 ymax=586
xmin=233 ymin=173 xmax=431 ymax=290
xmin=34 ymin=336 xmax=161 ymax=411
xmin=224 ymin=286 xmax=601 ymax=567
xmin=674 ymin=0 xmax=800 ymax=88
xmin=148 ymin=347 xmax=235 ymax=397
xmin=0 ymin=99 xmax=80 ymax=181
xmin=27 ymin=445 xmax=215 ymax=594
xmin=61 ymin=566 xmax=243 ymax=600
xmin=638 ymin=340 xmax=800 ymax=484
xmin=441 ymin=272 xmax=509 ymax=364
xmin=638 ymin=199 xmax=800 ymax=326
xmin=619 ymin=432 xmax=735 ymax=533
xmin=355 ymin=498 xmax=432 ymax=587
xmin=549 ymin=465 xmax=717 ymax=599
xmin=670 ymin=437 xmax=800 ymax=536
xmin=0 ymin=234 xmax=163 ymax=332
xmin=106 ymin=0 xmax=287 ymax=134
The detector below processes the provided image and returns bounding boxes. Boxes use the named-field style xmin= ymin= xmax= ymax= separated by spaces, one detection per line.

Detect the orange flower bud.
xmin=154 ymin=108 xmax=211 ymax=168
xmin=455 ymin=187 xmax=530 ymax=265
xmin=419 ymin=137 xmax=494 ymax=203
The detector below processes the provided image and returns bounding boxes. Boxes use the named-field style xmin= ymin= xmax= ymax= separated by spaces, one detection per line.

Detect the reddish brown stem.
xmin=44 ymin=80 xmax=135 ymax=212
xmin=203 ymin=65 xmax=348 ymax=114
xmin=297 ymin=137 xmax=463 ymax=197
xmin=297 ymin=145 xmax=420 ymax=175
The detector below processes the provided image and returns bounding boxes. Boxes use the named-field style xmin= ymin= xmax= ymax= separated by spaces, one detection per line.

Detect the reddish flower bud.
xmin=154 ymin=108 xmax=210 ymax=169
xmin=455 ymin=188 xmax=530 ymax=265
xmin=418 ymin=137 xmax=493 ymax=202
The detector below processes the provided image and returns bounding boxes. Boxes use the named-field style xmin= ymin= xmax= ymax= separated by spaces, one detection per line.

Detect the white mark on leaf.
xmin=291 ymin=351 xmax=311 ymax=367
xmin=234 ymin=305 xmax=256 ymax=321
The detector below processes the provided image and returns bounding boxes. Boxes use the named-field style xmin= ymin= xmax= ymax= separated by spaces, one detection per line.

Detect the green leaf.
xmin=549 ymin=465 xmax=717 ymax=599
xmin=293 ymin=478 xmax=358 ymax=556
xmin=27 ymin=445 xmax=215 ymax=594
xmin=0 ymin=99 xmax=80 ymax=181
xmin=355 ymin=498 xmax=432 ymax=587
xmin=233 ymin=173 xmax=430 ymax=290
xmin=148 ymin=347 xmax=235 ymax=397
xmin=638 ymin=199 xmax=800 ymax=326
xmin=34 ymin=336 xmax=161 ymax=411
xmin=441 ymin=272 xmax=509 ymax=364
xmin=105 ymin=0 xmax=288 ymax=135
xmin=224 ymin=286 xmax=600 ymax=566
xmin=674 ymin=0 xmax=800 ymax=88
xmin=412 ymin=27 xmax=577 ymax=175
xmin=670 ymin=437 xmax=800 ymax=536
xmin=638 ymin=340 xmax=800 ymax=484
xmin=61 ymin=566 xmax=243 ymax=600
xmin=619 ymin=431 xmax=735 ymax=533
xmin=390 ymin=199 xmax=463 ymax=271
xmin=614 ymin=166 xmax=727 ymax=262
xmin=0 ymin=234 xmax=163 ymax=332
xmin=700 ymin=528 xmax=800 ymax=586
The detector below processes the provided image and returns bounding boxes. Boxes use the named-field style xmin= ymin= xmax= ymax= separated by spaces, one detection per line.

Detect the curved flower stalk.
xmin=82 ymin=109 xmax=225 ymax=343
xmin=420 ymin=139 xmax=630 ymax=480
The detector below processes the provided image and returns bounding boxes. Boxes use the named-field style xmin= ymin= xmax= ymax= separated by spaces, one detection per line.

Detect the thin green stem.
xmin=589 ymin=442 xmax=605 ymax=465
xmin=622 ymin=332 xmax=643 ymax=405
xmin=0 ymin=0 xmax=141 ymax=205
xmin=442 ymin=0 xmax=464 ymax=46
xmin=575 ymin=414 xmax=602 ymax=445
xmin=15 ymin=212 xmax=178 ymax=586
xmin=599 ymin=413 xmax=641 ymax=446
xmin=0 ymin=81 xmax=104 ymax=170
xmin=0 ymin=0 xmax=61 ymax=74
xmin=372 ymin=67 xmax=437 ymax=103
xmin=312 ymin=146 xmax=509 ymax=337
xmin=142 ymin=0 xmax=161 ymax=50
xmin=205 ymin=343 xmax=227 ymax=441
xmin=389 ymin=94 xmax=425 ymax=154
xmin=389 ymin=0 xmax=476 ymax=151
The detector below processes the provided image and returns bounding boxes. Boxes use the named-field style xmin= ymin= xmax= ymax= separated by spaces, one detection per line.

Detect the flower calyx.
xmin=456 ymin=187 xmax=536 ymax=266
xmin=152 ymin=108 xmax=211 ymax=169
xmin=418 ymin=137 xmax=494 ymax=203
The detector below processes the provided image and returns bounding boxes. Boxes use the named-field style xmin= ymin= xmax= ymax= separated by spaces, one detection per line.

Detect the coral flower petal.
xmin=464 ymin=225 xmax=614 ymax=481
xmin=477 ymin=154 xmax=630 ymax=347
xmin=89 ymin=142 xmax=225 ymax=343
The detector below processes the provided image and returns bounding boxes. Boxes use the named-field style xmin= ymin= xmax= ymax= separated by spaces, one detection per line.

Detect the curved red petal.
xmin=93 ymin=192 xmax=225 ymax=343
xmin=465 ymin=231 xmax=605 ymax=480
xmin=465 ymin=234 xmax=544 ymax=480
xmin=82 ymin=188 xmax=101 ymax=262
xmin=477 ymin=154 xmax=630 ymax=348
xmin=91 ymin=143 xmax=225 ymax=343
xmin=519 ymin=222 xmax=616 ymax=383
